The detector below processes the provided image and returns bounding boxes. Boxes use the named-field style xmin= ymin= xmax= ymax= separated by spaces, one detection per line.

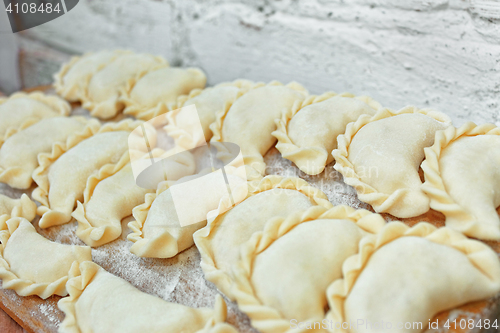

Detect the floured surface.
xmin=0 ymin=91 xmax=499 ymax=333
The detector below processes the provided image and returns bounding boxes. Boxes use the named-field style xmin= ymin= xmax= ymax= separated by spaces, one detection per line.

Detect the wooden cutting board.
xmin=0 ymin=87 xmax=499 ymax=333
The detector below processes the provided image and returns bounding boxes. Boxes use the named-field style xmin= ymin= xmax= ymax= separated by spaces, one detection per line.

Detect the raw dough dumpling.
xmin=0 ymin=92 xmax=71 ymax=147
xmin=53 ymin=50 xmax=127 ymax=101
xmin=231 ymin=205 xmax=385 ymax=333
xmin=0 ymin=194 xmax=37 ymax=228
xmin=165 ymin=80 xmax=255 ymax=148
xmin=123 ymin=67 xmax=207 ymax=120
xmin=194 ymin=175 xmax=332 ymax=300
xmin=72 ymin=160 xmax=152 ymax=247
xmin=58 ymin=261 xmax=237 ymax=333
xmin=210 ymin=81 xmax=307 ymax=179
xmin=73 ymin=148 xmax=196 ymax=247
xmin=273 ymin=93 xmax=380 ymax=175
xmin=128 ymin=167 xmax=247 ymax=258
xmin=422 ymin=122 xmax=500 ymax=240
xmin=0 ymin=217 xmax=91 ymax=299
xmin=83 ymin=53 xmax=168 ymax=119
xmin=332 ymin=107 xmax=451 ymax=218
xmin=326 ymin=222 xmax=500 ymax=333
xmin=33 ymin=119 xmax=143 ymax=228
xmin=0 ymin=117 xmax=89 ymax=189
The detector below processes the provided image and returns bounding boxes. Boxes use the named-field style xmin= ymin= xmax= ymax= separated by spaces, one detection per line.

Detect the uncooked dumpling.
xmin=0 ymin=217 xmax=91 ymax=299
xmin=74 ymin=149 xmax=196 ymax=247
xmin=333 ymin=107 xmax=451 ymax=218
xmin=0 ymin=92 xmax=70 ymax=147
xmin=326 ymin=222 xmax=500 ymax=333
xmin=194 ymin=175 xmax=332 ymax=300
xmin=33 ymin=119 xmax=143 ymax=228
xmin=165 ymin=80 xmax=254 ymax=148
xmin=231 ymin=205 xmax=385 ymax=333
xmin=53 ymin=50 xmax=128 ymax=101
xmin=83 ymin=53 xmax=168 ymax=119
xmin=210 ymin=81 xmax=307 ymax=179
xmin=58 ymin=261 xmax=237 ymax=333
xmin=123 ymin=67 xmax=207 ymax=120
xmin=128 ymin=167 xmax=247 ymax=258
xmin=422 ymin=122 xmax=500 ymax=240
xmin=72 ymin=160 xmax=152 ymax=247
xmin=273 ymin=93 xmax=380 ymax=175
xmin=0 ymin=117 xmax=89 ymax=189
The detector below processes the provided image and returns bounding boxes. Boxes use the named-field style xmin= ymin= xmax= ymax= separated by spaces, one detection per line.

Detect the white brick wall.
xmin=8 ymin=0 xmax=500 ymax=126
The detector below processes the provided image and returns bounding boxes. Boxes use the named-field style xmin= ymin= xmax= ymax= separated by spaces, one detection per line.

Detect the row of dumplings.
xmin=54 ymin=50 xmax=207 ymax=120
xmin=55 ymin=51 xmax=500 ymax=240
xmin=98 ymin=56 xmax=500 ymax=331
xmin=190 ymin=175 xmax=500 ymax=333
xmin=0 ymin=92 xmax=245 ymax=332
xmin=0 ymin=91 xmax=243 ymax=331
xmin=0 ymin=215 xmax=237 ymax=333
xmin=1 ymin=176 xmax=500 ymax=333
xmin=165 ymin=71 xmax=499 ymax=241
xmin=0 ymin=50 xmax=499 ymax=332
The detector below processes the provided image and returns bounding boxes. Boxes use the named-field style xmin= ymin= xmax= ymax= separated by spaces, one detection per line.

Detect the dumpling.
xmin=53 ymin=50 xmax=128 ymax=101
xmin=32 ymin=119 xmax=143 ymax=228
xmin=210 ymin=81 xmax=307 ymax=180
xmin=58 ymin=261 xmax=237 ymax=333
xmin=0 ymin=194 xmax=37 ymax=228
xmin=332 ymin=107 xmax=451 ymax=218
xmin=123 ymin=67 xmax=207 ymax=120
xmin=82 ymin=53 xmax=168 ymax=119
xmin=73 ymin=149 xmax=196 ymax=247
xmin=273 ymin=93 xmax=381 ymax=175
xmin=194 ymin=175 xmax=332 ymax=300
xmin=165 ymin=80 xmax=256 ymax=148
xmin=128 ymin=166 xmax=247 ymax=258
xmin=326 ymin=222 xmax=500 ymax=333
xmin=0 ymin=92 xmax=70 ymax=147
xmin=231 ymin=205 xmax=385 ymax=333
xmin=0 ymin=217 xmax=91 ymax=299
xmin=422 ymin=122 xmax=500 ymax=240
xmin=0 ymin=117 xmax=90 ymax=189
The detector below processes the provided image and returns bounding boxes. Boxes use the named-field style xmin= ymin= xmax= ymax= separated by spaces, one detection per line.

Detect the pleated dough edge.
xmin=324 ymin=221 xmax=500 ymax=332
xmin=0 ymin=92 xmax=71 ymax=147
xmin=53 ymin=54 xmax=83 ymax=100
xmin=209 ymin=81 xmax=307 ymax=179
xmin=32 ymin=118 xmax=102 ymax=223
xmin=57 ymin=261 xmax=236 ymax=333
xmin=32 ymin=118 xmax=144 ymax=228
xmin=272 ymin=92 xmax=383 ymax=176
xmin=0 ymin=217 xmax=90 ymax=299
xmin=230 ymin=205 xmax=387 ymax=333
xmin=0 ymin=116 xmax=89 ymax=189
xmin=331 ymin=106 xmax=451 ymax=218
xmin=79 ymin=54 xmax=168 ymax=119
xmin=72 ymin=151 xmax=131 ymax=247
xmin=194 ymin=174 xmax=333 ymax=301
xmin=421 ymin=122 xmax=500 ymax=240
xmin=121 ymin=67 xmax=211 ymax=121
xmin=164 ymin=79 xmax=260 ymax=149
xmin=127 ymin=166 xmax=247 ymax=259
xmin=0 ymin=194 xmax=37 ymax=230
xmin=53 ymin=50 xmax=131 ymax=102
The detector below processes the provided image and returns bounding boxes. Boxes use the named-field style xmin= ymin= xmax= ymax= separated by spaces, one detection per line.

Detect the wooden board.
xmin=0 ymin=87 xmax=499 ymax=333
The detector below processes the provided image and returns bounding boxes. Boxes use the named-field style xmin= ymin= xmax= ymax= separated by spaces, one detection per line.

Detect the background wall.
xmin=1 ymin=0 xmax=500 ymax=126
